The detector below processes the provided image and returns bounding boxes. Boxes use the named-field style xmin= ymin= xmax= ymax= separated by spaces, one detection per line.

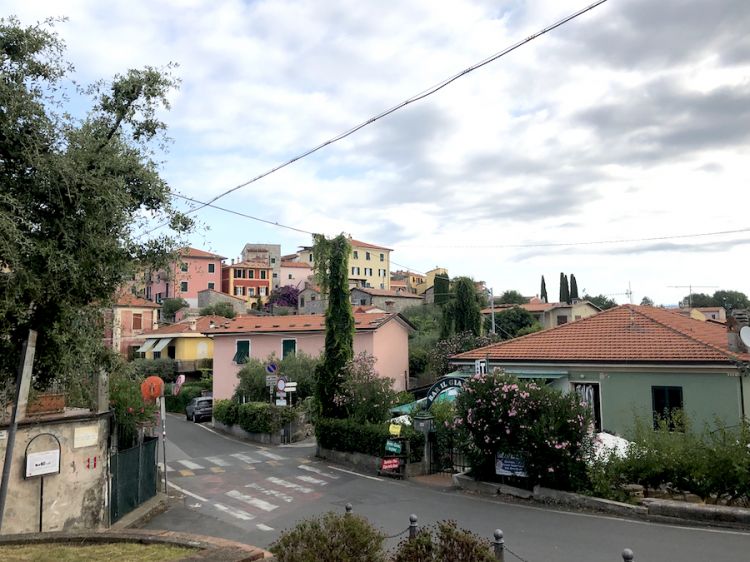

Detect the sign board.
xmin=474 ymin=359 xmax=487 ymax=375
xmin=0 ymin=430 xmax=6 ymax=440
xmin=73 ymin=425 xmax=99 ymax=449
xmin=266 ymin=363 xmax=278 ymax=375
xmin=25 ymin=449 xmax=60 ymax=478
xmin=265 ymin=375 xmax=278 ymax=387
xmin=424 ymin=376 xmax=466 ymax=409
xmin=173 ymin=374 xmax=186 ymax=396
xmin=495 ymin=453 xmax=527 ymax=477
xmin=388 ymin=424 xmax=402 ymax=437
xmin=276 ymin=377 xmax=287 ymax=392
xmin=285 ymin=382 xmax=297 ymax=393
xmin=381 ymin=458 xmax=401 ymax=471
xmin=275 ymin=399 xmax=287 ymax=407
xmin=385 ymin=439 xmax=402 ymax=454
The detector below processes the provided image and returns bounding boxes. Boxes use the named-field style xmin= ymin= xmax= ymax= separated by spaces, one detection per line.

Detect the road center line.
xmin=327 ymin=465 xmax=383 ymax=482
xmin=298 ymin=465 xmax=339 ymax=479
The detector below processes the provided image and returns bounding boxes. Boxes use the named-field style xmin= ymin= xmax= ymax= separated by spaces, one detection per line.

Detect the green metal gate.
xmin=110 ymin=436 xmax=158 ymax=523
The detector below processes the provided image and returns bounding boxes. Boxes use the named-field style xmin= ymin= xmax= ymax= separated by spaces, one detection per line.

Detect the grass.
xmin=0 ymin=543 xmax=193 ymax=561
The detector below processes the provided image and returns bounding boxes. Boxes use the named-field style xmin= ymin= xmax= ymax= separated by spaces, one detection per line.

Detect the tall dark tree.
xmin=559 ymin=273 xmax=570 ymax=304
xmin=0 ymin=18 xmax=191 ymax=389
xmin=445 ymin=277 xmax=482 ymax=337
xmin=433 ymin=272 xmax=450 ymax=306
xmin=682 ymin=293 xmax=714 ymax=308
xmin=570 ymin=274 xmax=579 ymax=301
xmin=640 ymin=296 xmax=654 ymax=307
xmin=312 ymin=234 xmax=354 ymax=418
xmin=712 ymin=290 xmax=750 ymax=313
xmin=540 ymin=276 xmax=548 ymax=303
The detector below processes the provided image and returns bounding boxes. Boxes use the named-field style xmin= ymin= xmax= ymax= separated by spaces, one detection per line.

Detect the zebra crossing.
xmin=163 ymin=450 xmax=289 ymax=475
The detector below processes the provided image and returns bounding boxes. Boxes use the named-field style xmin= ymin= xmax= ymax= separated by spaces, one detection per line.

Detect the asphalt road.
xmin=145 ymin=414 xmax=750 ymax=560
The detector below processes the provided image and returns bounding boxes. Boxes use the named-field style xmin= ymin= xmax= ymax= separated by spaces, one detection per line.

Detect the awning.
xmin=151 ymin=338 xmax=173 ymax=353
xmin=136 ymin=339 xmax=158 ymax=353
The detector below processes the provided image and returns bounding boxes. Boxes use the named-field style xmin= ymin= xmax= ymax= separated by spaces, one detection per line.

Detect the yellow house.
xmin=415 ymin=267 xmax=448 ymax=295
xmin=137 ymin=315 xmax=229 ymax=372
xmin=298 ymin=237 xmax=392 ymax=290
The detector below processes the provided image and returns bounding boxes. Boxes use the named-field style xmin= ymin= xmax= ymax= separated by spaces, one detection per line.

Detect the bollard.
xmin=622 ymin=548 xmax=634 ymax=561
xmin=493 ymin=529 xmax=505 ymax=562
xmin=345 ymin=503 xmax=352 ymax=515
xmin=409 ymin=514 xmax=419 ymax=539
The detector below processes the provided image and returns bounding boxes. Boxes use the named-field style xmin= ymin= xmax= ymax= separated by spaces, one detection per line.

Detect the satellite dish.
xmin=740 ymin=326 xmax=750 ymax=349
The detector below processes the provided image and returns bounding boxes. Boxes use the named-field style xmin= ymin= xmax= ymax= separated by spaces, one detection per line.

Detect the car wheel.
xmin=191 ymin=413 xmax=196 ymax=422
xmin=185 ymin=412 xmax=190 ymax=420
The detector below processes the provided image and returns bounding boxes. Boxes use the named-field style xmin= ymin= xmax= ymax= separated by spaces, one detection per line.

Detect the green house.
xmin=451 ymin=305 xmax=750 ymax=437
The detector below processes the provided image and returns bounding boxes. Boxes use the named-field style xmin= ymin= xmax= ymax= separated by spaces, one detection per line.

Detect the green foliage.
xmin=313 ymin=234 xmax=354 ymax=418
xmin=109 ymin=368 xmax=158 ymax=448
xmin=130 ymin=357 xmax=177 ymax=381
xmin=455 ymin=373 xmax=592 ymax=490
xmin=162 ymin=298 xmax=189 ymax=322
xmin=540 ymin=275 xmax=548 ymax=303
xmin=402 ymin=304 xmax=442 ymax=378
xmin=433 ymin=273 xmax=450 ymax=306
xmin=497 ymin=290 xmax=527 ymax=305
xmin=198 ymin=301 xmax=236 ymax=318
xmin=335 ymin=353 xmax=398 ymax=423
xmin=270 ymin=512 xmax=386 ymax=562
xmin=235 ymin=352 xmax=318 ymax=402
xmin=682 ymin=292 xmax=713 ymax=307
xmin=392 ymin=521 xmax=494 ymax=562
xmin=427 ymin=332 xmax=501 ymax=379
xmin=640 ymin=296 xmax=655 ymax=306
xmin=559 ymin=273 xmax=570 ymax=304
xmin=164 ymin=381 xmax=210 ymax=413
xmin=489 ymin=306 xmax=541 ymax=340
xmin=315 ymin=418 xmax=424 ymax=463
xmin=0 ymin=17 xmax=192 ymax=388
xmin=236 ymin=402 xmax=298 ymax=434
xmin=443 ymin=277 xmax=482 ymax=337
xmin=570 ymin=274 xmax=579 ymax=300
xmin=430 ymin=401 xmax=460 ymax=473
xmin=583 ymin=294 xmax=618 ymax=310
xmin=711 ymin=290 xmax=749 ymax=312
xmin=212 ymin=399 xmax=239 ymax=426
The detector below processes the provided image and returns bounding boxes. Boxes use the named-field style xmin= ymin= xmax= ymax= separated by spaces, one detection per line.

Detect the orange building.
xmin=221 ymin=258 xmax=273 ymax=307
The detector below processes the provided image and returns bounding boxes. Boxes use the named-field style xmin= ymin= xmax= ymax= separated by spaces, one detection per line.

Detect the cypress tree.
xmin=451 ymin=277 xmax=482 ymax=336
xmin=433 ymin=272 xmax=450 ymax=306
xmin=540 ymin=276 xmax=548 ymax=303
xmin=570 ymin=274 xmax=579 ymax=301
xmin=312 ymin=234 xmax=354 ymax=418
xmin=560 ymin=273 xmax=570 ymax=304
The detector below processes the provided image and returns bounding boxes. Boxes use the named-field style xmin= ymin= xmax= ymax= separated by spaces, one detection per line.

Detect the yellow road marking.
xmin=210 ymin=467 xmax=225 ymax=473
xmin=179 ymin=469 xmax=194 ymax=477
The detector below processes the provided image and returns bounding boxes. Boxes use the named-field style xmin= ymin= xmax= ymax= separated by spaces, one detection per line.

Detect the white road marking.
xmin=257 ymin=524 xmax=274 ymax=531
xmin=189 ymin=502 xmax=202 ymax=508
xmin=231 ymin=453 xmax=261 ymax=464
xmin=176 ymin=460 xmax=204 ymax=470
xmin=214 ymin=502 xmax=255 ymax=521
xmin=327 ymin=465 xmax=383 ymax=482
xmin=160 ymin=463 xmax=174 ymax=473
xmin=298 ymin=464 xmax=339 ymax=479
xmin=205 ymin=456 xmax=231 ymax=467
xmin=267 ymin=477 xmax=313 ymax=494
xmin=296 ymin=475 xmax=327 ymax=486
xmin=256 ymin=450 xmax=285 ymax=461
xmin=226 ymin=490 xmax=279 ymax=512
xmin=167 ymin=482 xmax=208 ymax=503
xmin=246 ymin=482 xmax=294 ymax=503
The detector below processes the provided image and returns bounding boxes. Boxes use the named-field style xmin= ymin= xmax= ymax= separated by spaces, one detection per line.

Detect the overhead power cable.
xmin=142 ymin=0 xmax=608 ymax=236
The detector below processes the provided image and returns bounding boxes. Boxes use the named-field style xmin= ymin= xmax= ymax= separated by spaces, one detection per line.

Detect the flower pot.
xmin=26 ymin=393 xmax=66 ymax=415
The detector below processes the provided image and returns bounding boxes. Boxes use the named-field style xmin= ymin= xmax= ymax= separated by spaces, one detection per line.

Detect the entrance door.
xmin=574 ymin=383 xmax=602 ymax=431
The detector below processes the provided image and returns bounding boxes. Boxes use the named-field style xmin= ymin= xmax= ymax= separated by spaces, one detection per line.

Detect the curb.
xmin=110 ymin=492 xmax=169 ymax=530
xmin=452 ymin=472 xmax=750 ymax=529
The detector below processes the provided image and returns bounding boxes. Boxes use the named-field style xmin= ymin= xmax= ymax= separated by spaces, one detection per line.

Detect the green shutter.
xmin=233 ymin=340 xmax=250 ymax=364
xmin=282 ymin=339 xmax=296 ymax=359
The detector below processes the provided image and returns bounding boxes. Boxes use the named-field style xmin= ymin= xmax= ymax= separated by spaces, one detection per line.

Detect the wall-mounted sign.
xmin=424 ymin=377 xmax=466 ymax=410
xmin=385 ymin=439 xmax=402 ymax=454
xmin=495 ymin=453 xmax=527 ymax=477
xmin=275 ymin=399 xmax=287 ymax=407
xmin=381 ymin=458 xmax=401 ymax=471
xmin=265 ymin=375 xmax=278 ymax=387
xmin=266 ymin=363 xmax=278 ymax=375
xmin=73 ymin=425 xmax=99 ymax=449
xmin=388 ymin=424 xmax=402 ymax=437
xmin=25 ymin=449 xmax=61 ymax=479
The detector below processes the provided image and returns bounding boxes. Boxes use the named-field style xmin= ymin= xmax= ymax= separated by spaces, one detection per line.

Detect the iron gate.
xmin=428 ymin=430 xmax=470 ymax=474
xmin=110 ymin=436 xmax=158 ymax=523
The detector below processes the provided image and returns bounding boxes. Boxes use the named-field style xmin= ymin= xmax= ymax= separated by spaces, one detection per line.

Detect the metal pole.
xmin=408 ymin=514 xmax=419 ymax=539
xmin=345 ymin=503 xmax=352 ymax=514
xmin=160 ymin=396 xmax=168 ymax=494
xmin=490 ymin=289 xmax=496 ymax=335
xmin=0 ymin=329 xmax=37 ymax=533
xmin=39 ymin=477 xmax=44 ymax=533
xmin=493 ymin=529 xmax=504 ymax=561
xmin=622 ymin=548 xmax=634 ymax=561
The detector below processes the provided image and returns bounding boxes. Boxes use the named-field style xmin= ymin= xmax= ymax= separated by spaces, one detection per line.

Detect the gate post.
xmin=622 ymin=548 xmax=634 ymax=561
xmin=493 ymin=529 xmax=505 ymax=561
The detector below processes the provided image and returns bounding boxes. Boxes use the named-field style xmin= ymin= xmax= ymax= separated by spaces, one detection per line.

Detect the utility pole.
xmin=489 ymin=288 xmax=496 ymax=335
xmin=668 ymin=285 xmax=718 ymax=307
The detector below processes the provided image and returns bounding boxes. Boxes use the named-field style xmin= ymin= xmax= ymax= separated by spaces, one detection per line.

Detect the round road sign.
xmin=276 ymin=377 xmax=287 ymax=392
xmin=266 ymin=363 xmax=278 ymax=374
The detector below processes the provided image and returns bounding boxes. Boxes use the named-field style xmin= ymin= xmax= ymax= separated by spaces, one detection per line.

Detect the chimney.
xmin=189 ymin=318 xmax=197 ymax=331
xmin=726 ymin=318 xmax=742 ymax=352
xmin=231 ymin=258 xmax=234 ymax=265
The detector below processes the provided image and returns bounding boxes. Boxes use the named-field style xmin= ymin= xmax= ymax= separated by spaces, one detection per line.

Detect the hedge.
xmin=315 ymin=418 xmax=424 ymax=463
xmin=165 ymin=381 xmax=211 ymax=413
xmin=213 ymin=399 xmax=298 ymax=434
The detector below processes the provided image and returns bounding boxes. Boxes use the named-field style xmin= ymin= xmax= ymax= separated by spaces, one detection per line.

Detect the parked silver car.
xmin=185 ymin=396 xmax=213 ymax=422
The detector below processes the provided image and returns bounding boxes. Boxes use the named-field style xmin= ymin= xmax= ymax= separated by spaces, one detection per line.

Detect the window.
xmin=575 ymin=315 xmax=582 ymax=321
xmin=167 ymin=345 xmax=176 ymax=360
xmin=132 ymin=313 xmax=142 ymax=330
xmin=248 ymin=287 xmax=256 ymax=295
xmin=300 ymin=296 xmax=305 ymax=307
xmin=380 ymin=283 xmax=385 ymax=289
xmin=233 ymin=340 xmax=250 ymax=364
xmin=180 ymin=281 xmax=188 ymax=292
xmin=234 ymin=269 xmax=243 ymax=278
xmin=366 ymin=252 xmax=371 ymax=260
xmin=208 ymin=282 xmax=215 ymax=290
xmin=234 ymin=286 xmax=243 ymax=296
xmin=180 ymin=263 xmax=188 ymax=272
xmin=652 ymin=386 xmax=684 ymax=430
xmin=311 ymin=295 xmax=316 ymax=301
xmin=360 ymin=298 xmax=367 ymax=305
xmin=208 ymin=263 xmax=215 ymax=273
xmin=365 ymin=268 xmax=373 ymax=276
xmin=153 ymin=351 xmax=161 ymax=359
xmin=248 ymin=270 xmax=254 ymax=279
xmin=308 ymin=254 xmax=313 ymax=262
xmin=282 ymin=339 xmax=296 ymax=359
xmin=273 ymin=272 xmax=278 ymax=278
xmin=351 ymin=267 xmax=356 ymax=275
xmin=271 ymin=257 xmax=276 ymax=264
xmin=288 ymin=274 xmax=293 ymax=279
xmin=146 ymin=286 xmax=152 ymax=300
xmin=556 ymin=315 xmax=568 ymax=326
xmin=260 ymin=270 xmax=267 ymax=280
xmin=259 ymin=287 xmax=267 ymax=296
xmin=353 ymin=251 xmax=359 ymax=259
xmin=380 ymin=253 xmax=384 ymax=262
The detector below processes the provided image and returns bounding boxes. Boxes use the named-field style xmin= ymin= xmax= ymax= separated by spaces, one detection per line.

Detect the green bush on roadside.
xmin=392 ymin=521 xmax=495 ymax=562
xmin=315 ymin=418 xmax=424 ymax=463
xmin=164 ymin=381 xmax=211 ymax=413
xmin=214 ymin=399 xmax=297 ymax=434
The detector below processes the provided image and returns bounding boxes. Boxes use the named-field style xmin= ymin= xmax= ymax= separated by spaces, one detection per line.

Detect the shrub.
xmin=213 ymin=399 xmax=239 ymax=426
xmin=270 ymin=512 xmax=385 ymax=562
xmin=199 ymin=301 xmax=236 ymax=318
xmin=335 ymin=353 xmax=399 ymax=423
xmin=237 ymin=402 xmax=298 ymax=434
xmin=109 ymin=370 xmax=157 ymax=449
xmin=455 ymin=372 xmax=592 ymax=490
xmin=392 ymin=521 xmax=494 ymax=562
xmin=315 ymin=418 xmax=424 ymax=463
xmin=235 ymin=352 xmax=318 ymax=403
xmin=130 ymin=357 xmax=177 ymax=381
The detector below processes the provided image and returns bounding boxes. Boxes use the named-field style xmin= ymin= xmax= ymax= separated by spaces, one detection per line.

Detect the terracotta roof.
xmin=203 ymin=312 xmax=412 ymax=334
xmin=281 ymin=261 xmax=312 ymax=269
xmin=349 ymin=238 xmax=392 ymax=251
xmin=480 ymin=301 xmax=600 ymax=314
xmin=115 ymin=293 xmax=160 ymax=308
xmin=351 ymin=287 xmax=423 ymax=299
xmin=281 ymin=253 xmax=299 ymax=261
xmin=146 ymin=315 xmax=231 ymax=336
xmin=181 ymin=247 xmax=225 ymax=259
xmin=223 ymin=259 xmax=271 ymax=269
xmin=453 ymin=305 xmax=747 ymax=364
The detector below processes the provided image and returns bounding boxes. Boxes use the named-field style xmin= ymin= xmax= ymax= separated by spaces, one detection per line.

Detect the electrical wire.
xmin=142 ymin=0 xmax=609 ymax=236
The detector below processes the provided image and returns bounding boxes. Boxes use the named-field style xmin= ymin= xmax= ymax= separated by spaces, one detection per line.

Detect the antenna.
xmin=668 ymin=284 xmax=719 ymax=307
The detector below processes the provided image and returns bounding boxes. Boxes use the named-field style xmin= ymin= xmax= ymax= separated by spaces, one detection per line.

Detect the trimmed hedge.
xmin=165 ymin=381 xmax=211 ymax=413
xmin=214 ymin=399 xmax=298 ymax=434
xmin=315 ymin=418 xmax=424 ymax=463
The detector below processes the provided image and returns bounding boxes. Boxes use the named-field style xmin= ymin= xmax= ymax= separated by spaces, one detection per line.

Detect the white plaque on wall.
xmin=25 ymin=449 xmax=60 ymax=478
xmin=74 ymin=425 xmax=99 ymax=449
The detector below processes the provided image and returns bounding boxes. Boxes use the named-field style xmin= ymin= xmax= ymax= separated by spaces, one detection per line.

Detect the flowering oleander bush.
xmin=109 ymin=369 xmax=158 ymax=449
xmin=455 ymin=372 xmax=592 ymax=490
xmin=334 ymin=353 xmax=399 ymax=424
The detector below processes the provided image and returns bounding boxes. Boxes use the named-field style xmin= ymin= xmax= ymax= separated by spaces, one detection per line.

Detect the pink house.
xmin=146 ymin=247 xmax=225 ymax=308
xmin=104 ymin=292 xmax=160 ymax=358
xmin=206 ymin=312 xmax=414 ymax=400
xmin=280 ymin=260 xmax=313 ymax=289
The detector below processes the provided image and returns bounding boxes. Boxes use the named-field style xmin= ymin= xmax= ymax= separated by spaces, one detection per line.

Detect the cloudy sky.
xmin=9 ymin=0 xmax=750 ymax=305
